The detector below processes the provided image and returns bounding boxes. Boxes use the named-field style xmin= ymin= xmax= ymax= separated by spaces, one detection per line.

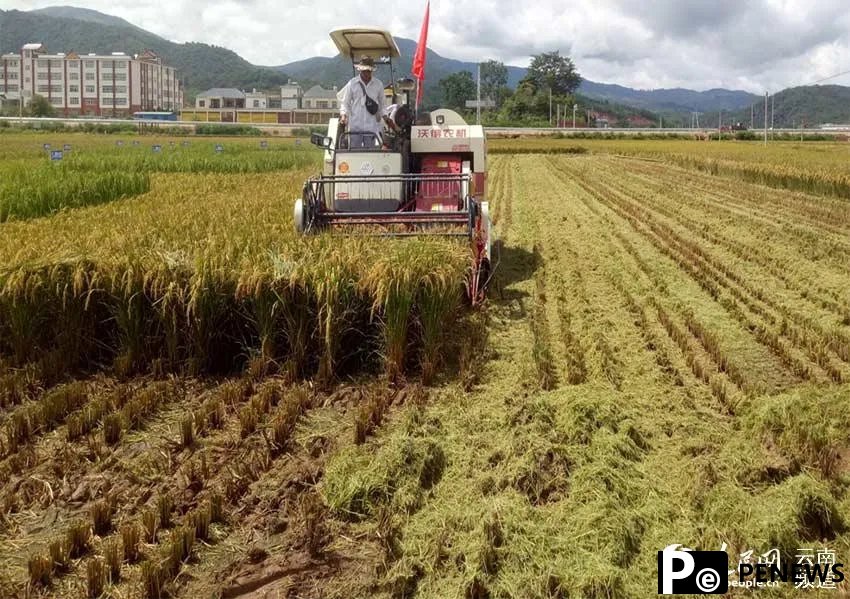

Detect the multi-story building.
xmin=0 ymin=43 xmax=180 ymax=117
xmin=280 ymin=81 xmax=302 ymax=110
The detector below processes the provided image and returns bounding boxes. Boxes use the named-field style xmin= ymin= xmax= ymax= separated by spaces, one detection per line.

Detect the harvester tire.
xmin=293 ymin=198 xmax=306 ymax=233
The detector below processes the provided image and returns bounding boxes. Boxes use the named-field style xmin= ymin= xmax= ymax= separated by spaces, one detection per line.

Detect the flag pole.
xmin=412 ymin=0 xmax=430 ymax=113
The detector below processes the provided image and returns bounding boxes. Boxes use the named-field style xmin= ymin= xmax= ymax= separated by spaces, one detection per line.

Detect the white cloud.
xmin=6 ymin=0 xmax=850 ymax=91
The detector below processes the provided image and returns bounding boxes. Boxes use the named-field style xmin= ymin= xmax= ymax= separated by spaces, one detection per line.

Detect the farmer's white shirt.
xmin=339 ymin=74 xmax=386 ymax=138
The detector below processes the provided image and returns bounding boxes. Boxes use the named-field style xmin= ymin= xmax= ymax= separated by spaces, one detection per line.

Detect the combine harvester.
xmin=293 ymin=27 xmax=493 ymax=304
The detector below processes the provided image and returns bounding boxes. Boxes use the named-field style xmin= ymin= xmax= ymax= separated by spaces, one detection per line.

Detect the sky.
xmin=6 ymin=0 xmax=850 ymax=92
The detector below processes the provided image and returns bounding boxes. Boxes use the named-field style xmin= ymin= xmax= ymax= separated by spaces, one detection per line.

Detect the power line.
xmin=808 ymin=68 xmax=850 ymax=86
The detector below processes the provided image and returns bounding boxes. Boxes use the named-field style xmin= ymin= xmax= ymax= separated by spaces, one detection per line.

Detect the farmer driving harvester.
xmin=294 ymin=26 xmax=494 ymax=304
xmin=338 ymin=55 xmax=386 ymax=148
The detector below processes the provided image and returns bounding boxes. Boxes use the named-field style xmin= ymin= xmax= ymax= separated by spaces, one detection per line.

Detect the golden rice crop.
xmin=490 ymin=136 xmax=850 ymax=199
xmin=0 ymin=162 xmax=470 ymax=381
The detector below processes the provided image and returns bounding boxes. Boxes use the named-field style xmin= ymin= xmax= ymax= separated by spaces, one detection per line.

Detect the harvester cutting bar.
xmin=327 ymin=232 xmax=471 ymax=238
xmin=310 ymin=174 xmax=469 ymax=183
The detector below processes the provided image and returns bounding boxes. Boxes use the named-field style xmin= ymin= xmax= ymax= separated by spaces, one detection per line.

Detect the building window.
xmin=116 ymin=86 xmax=126 ymax=93
xmin=37 ymin=59 xmax=48 ymax=67
xmin=50 ymin=85 xmax=62 ymax=92
xmin=85 ymin=72 xmax=95 ymax=80
xmin=8 ymin=60 xmax=18 ymax=67
xmin=84 ymin=98 xmax=96 ymax=105
xmin=116 ymin=61 xmax=127 ymax=69
xmin=50 ymin=97 xmax=63 ymax=105
xmin=50 ymin=59 xmax=62 ymax=68
xmin=85 ymin=85 xmax=95 ymax=93
xmin=37 ymin=71 xmax=49 ymax=80
xmin=6 ymin=84 xmax=18 ymax=91
xmin=69 ymin=85 xmax=79 ymax=93
xmin=102 ymin=85 xmax=113 ymax=94
xmin=69 ymin=72 xmax=78 ymax=80
xmin=115 ymin=97 xmax=127 ymax=106
xmin=70 ymin=97 xmax=79 ymax=105
xmin=114 ymin=73 xmax=127 ymax=81
xmin=253 ymin=100 xmax=260 ymax=108
xmin=8 ymin=72 xmax=18 ymax=80
xmin=25 ymin=64 xmax=30 ymax=71
xmin=85 ymin=60 xmax=95 ymax=68
xmin=198 ymin=99 xmax=205 ymax=107
xmin=68 ymin=61 xmax=78 ymax=68
xmin=37 ymin=85 xmax=49 ymax=93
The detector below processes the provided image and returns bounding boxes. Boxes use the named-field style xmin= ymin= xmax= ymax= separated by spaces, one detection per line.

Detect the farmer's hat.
xmin=355 ymin=55 xmax=375 ymax=71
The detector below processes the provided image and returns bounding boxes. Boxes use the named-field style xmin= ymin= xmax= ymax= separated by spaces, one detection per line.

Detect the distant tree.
xmin=527 ymin=51 xmax=581 ymax=96
xmin=438 ymin=71 xmax=476 ymax=111
xmin=28 ymin=94 xmax=55 ymax=117
xmin=480 ymin=60 xmax=508 ymax=106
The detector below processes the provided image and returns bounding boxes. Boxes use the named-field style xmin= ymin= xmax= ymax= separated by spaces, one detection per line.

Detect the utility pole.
xmin=719 ymin=110 xmax=722 ymax=139
xmin=764 ymin=92 xmax=768 ymax=145
xmin=556 ymin=104 xmax=560 ymax=128
xmin=476 ymin=63 xmax=481 ymax=126
xmin=770 ymin=93 xmax=775 ymax=139
xmin=548 ymin=87 xmax=552 ymax=126
xmin=573 ymin=103 xmax=578 ymax=129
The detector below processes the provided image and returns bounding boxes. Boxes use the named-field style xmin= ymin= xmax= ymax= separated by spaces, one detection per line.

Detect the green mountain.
xmin=29 ymin=6 xmax=144 ymax=30
xmin=0 ymin=8 xmax=292 ymax=98
xmin=274 ymin=37 xmax=529 ymax=107
xmin=275 ymin=39 xmax=762 ymax=116
xmin=720 ymin=85 xmax=850 ymax=129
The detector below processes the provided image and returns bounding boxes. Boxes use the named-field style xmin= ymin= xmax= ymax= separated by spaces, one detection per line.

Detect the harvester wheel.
xmin=293 ymin=198 xmax=307 ymax=233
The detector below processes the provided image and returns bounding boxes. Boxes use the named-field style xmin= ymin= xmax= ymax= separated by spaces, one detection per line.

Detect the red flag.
xmin=412 ymin=1 xmax=430 ymax=108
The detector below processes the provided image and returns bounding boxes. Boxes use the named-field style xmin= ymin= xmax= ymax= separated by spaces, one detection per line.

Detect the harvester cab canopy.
xmin=330 ymin=27 xmax=401 ymax=60
xmin=331 ymin=28 xmax=402 ymax=103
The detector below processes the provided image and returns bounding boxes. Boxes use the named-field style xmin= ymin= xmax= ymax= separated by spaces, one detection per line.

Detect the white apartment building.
xmin=280 ymin=81 xmax=302 ymax=110
xmin=0 ymin=43 xmax=180 ymax=116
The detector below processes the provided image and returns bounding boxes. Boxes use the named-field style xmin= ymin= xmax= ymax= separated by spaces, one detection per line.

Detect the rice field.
xmin=1 ymin=132 xmax=849 ymax=598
